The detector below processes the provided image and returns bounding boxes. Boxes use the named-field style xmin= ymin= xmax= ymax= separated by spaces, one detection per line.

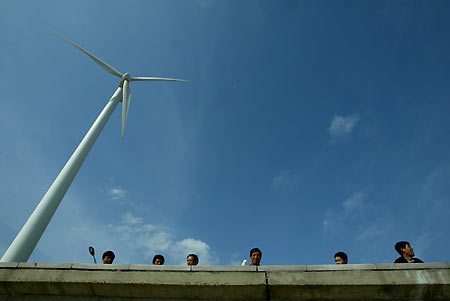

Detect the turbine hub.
xmin=122 ymin=73 xmax=131 ymax=81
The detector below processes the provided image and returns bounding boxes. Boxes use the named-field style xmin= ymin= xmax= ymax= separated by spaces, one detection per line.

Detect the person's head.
xmin=395 ymin=241 xmax=415 ymax=257
xmin=334 ymin=252 xmax=348 ymax=264
xmin=152 ymin=254 xmax=165 ymax=265
xmin=187 ymin=254 xmax=199 ymax=266
xmin=102 ymin=250 xmax=115 ymax=264
xmin=250 ymin=248 xmax=262 ymax=266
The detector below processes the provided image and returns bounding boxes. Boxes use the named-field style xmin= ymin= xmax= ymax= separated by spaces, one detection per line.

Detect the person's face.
xmin=335 ymin=256 xmax=347 ymax=264
xmin=187 ymin=256 xmax=198 ymax=266
xmin=402 ymin=244 xmax=415 ymax=257
xmin=250 ymin=251 xmax=262 ymax=266
xmin=153 ymin=258 xmax=163 ymax=265
xmin=102 ymin=256 xmax=114 ymax=264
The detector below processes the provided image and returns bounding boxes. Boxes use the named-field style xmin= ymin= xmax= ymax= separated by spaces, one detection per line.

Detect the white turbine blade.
xmin=121 ymin=80 xmax=131 ymax=140
xmin=130 ymin=76 xmax=189 ymax=82
xmin=51 ymin=29 xmax=123 ymax=78
xmin=126 ymin=90 xmax=131 ymax=122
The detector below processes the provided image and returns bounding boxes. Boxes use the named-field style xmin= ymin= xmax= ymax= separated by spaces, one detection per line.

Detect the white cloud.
xmin=26 ymin=194 xmax=124 ymax=264
xmin=113 ymin=212 xmax=217 ymax=265
xmin=106 ymin=186 xmax=135 ymax=206
xmin=323 ymin=192 xmax=366 ymax=231
xmin=355 ymin=224 xmax=384 ymax=241
xmin=342 ymin=192 xmax=365 ymax=211
xmin=413 ymin=233 xmax=432 ymax=255
xmin=328 ymin=114 xmax=359 ymax=137
xmin=173 ymin=238 xmax=210 ymax=254
xmin=322 ymin=210 xmax=334 ymax=231
xmin=23 ymin=196 xmax=216 ymax=265
xmin=115 ymin=213 xmax=172 ymax=256
xmin=322 ymin=192 xmax=378 ymax=240
xmin=196 ymin=0 xmax=215 ymax=9
xmin=227 ymin=253 xmax=245 ymax=266
xmin=172 ymin=238 xmax=216 ymax=265
xmin=121 ymin=212 xmax=143 ymax=226
xmin=414 ymin=167 xmax=450 ymax=261
xmin=108 ymin=187 xmax=127 ymax=200
xmin=272 ymin=169 xmax=299 ymax=190
xmin=322 ymin=192 xmax=395 ymax=263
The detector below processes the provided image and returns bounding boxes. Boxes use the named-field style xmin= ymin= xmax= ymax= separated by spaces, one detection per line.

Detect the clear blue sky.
xmin=1 ymin=0 xmax=449 ymax=265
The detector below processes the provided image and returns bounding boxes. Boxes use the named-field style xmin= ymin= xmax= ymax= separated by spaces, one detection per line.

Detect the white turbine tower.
xmin=1 ymin=30 xmax=187 ymax=262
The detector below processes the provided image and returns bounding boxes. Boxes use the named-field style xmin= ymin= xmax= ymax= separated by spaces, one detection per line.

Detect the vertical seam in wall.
xmin=264 ymin=271 xmax=271 ymax=301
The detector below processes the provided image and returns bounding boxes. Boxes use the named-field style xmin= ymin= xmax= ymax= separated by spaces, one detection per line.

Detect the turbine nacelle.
xmin=122 ymin=73 xmax=131 ymax=81
xmin=119 ymin=73 xmax=131 ymax=89
xmin=51 ymin=29 xmax=187 ymax=139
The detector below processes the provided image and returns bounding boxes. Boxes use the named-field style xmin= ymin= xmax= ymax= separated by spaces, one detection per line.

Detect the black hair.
xmin=152 ymin=254 xmax=165 ymax=264
xmin=334 ymin=251 xmax=348 ymax=262
xmin=187 ymin=254 xmax=199 ymax=263
xmin=395 ymin=241 xmax=410 ymax=255
xmin=102 ymin=250 xmax=115 ymax=259
xmin=250 ymin=248 xmax=262 ymax=257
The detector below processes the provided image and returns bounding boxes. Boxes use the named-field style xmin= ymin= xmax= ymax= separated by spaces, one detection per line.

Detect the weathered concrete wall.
xmin=1 ymin=262 xmax=449 ymax=300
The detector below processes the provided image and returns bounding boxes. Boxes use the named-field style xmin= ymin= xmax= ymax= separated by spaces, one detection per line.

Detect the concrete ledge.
xmin=266 ymin=265 xmax=450 ymax=300
xmin=190 ymin=265 xmax=258 ymax=272
xmin=259 ymin=265 xmax=307 ymax=272
xmin=0 ymin=262 xmax=449 ymax=300
xmin=374 ymin=262 xmax=450 ymax=270
xmin=305 ymin=263 xmax=377 ymax=271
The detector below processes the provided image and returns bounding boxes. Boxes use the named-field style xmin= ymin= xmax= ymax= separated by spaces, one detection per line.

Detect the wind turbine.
xmin=0 ymin=30 xmax=187 ymax=262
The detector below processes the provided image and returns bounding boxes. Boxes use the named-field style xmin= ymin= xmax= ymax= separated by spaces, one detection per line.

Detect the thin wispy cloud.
xmin=414 ymin=166 xmax=450 ymax=261
xmin=106 ymin=186 xmax=135 ymax=206
xmin=322 ymin=192 xmax=395 ymax=263
xmin=121 ymin=212 xmax=143 ymax=226
xmin=342 ymin=192 xmax=365 ymax=211
xmin=26 ymin=193 xmax=123 ymax=264
xmin=197 ymin=0 xmax=215 ymax=9
xmin=323 ymin=192 xmax=367 ymax=231
xmin=355 ymin=224 xmax=384 ymax=241
xmin=272 ymin=169 xmax=300 ymax=190
xmin=227 ymin=253 xmax=245 ymax=266
xmin=328 ymin=114 xmax=359 ymax=137
xmin=108 ymin=187 xmax=127 ymax=200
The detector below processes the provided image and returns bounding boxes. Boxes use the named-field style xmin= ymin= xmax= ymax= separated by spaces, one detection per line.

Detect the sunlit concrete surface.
xmin=1 ymin=262 xmax=449 ymax=300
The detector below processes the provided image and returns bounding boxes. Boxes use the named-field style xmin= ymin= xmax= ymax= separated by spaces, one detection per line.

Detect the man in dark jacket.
xmin=394 ymin=241 xmax=423 ymax=263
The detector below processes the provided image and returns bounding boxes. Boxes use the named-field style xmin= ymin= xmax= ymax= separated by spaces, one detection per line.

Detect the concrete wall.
xmin=1 ymin=262 xmax=449 ymax=300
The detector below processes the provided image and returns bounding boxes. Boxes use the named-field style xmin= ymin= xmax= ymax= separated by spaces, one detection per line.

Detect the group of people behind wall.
xmin=100 ymin=241 xmax=423 ymax=266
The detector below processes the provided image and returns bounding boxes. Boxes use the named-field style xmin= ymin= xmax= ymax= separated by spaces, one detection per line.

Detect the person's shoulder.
xmin=394 ymin=256 xmax=407 ymax=263
xmin=412 ymin=258 xmax=424 ymax=263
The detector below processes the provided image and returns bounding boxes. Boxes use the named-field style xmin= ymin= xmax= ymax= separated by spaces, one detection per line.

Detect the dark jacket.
xmin=394 ymin=256 xmax=424 ymax=263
